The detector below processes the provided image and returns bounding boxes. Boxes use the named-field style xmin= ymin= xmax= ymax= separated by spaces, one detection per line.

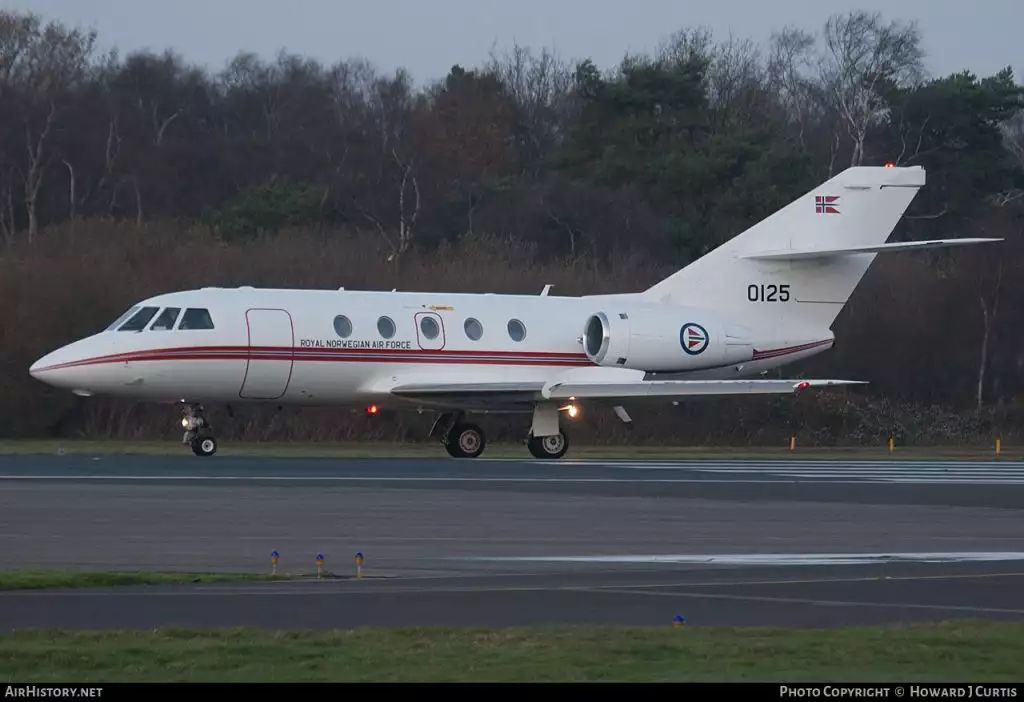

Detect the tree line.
xmin=2 ymin=8 xmax=1023 ymax=445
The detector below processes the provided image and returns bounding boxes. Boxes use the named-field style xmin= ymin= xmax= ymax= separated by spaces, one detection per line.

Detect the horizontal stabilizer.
xmin=742 ymin=238 xmax=1001 ymax=261
xmin=541 ymin=377 xmax=866 ymax=400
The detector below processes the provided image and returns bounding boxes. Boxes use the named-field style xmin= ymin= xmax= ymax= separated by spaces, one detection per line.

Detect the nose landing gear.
xmin=181 ymin=404 xmax=217 ymax=456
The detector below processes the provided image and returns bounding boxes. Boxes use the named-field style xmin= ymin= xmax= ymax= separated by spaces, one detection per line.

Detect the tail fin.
xmin=639 ymin=165 xmax=984 ymax=331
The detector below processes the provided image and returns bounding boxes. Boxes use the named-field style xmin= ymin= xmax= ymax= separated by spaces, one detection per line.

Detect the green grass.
xmin=0 ymin=621 xmax=1020 ymax=682
xmin=0 ymin=438 xmax=1017 ymax=459
xmin=0 ymin=569 xmax=299 ymax=590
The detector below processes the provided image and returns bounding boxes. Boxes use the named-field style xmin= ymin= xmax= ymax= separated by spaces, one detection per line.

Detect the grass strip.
xmin=0 ymin=570 xmax=295 ymax=590
xmin=0 ymin=621 xmax=1019 ymax=682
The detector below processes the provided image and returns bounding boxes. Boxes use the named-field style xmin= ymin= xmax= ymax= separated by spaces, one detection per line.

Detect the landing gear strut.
xmin=432 ymin=411 xmax=486 ymax=458
xmin=181 ymin=404 xmax=217 ymax=456
xmin=525 ymin=401 xmax=569 ymax=459
xmin=431 ymin=403 xmax=574 ymax=460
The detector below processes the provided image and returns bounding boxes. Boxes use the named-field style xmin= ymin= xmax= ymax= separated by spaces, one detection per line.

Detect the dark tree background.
xmin=2 ymin=9 xmax=1023 ymax=446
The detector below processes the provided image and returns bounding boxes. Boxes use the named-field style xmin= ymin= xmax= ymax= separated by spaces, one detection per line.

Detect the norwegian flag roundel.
xmin=679 ymin=322 xmax=709 ymax=355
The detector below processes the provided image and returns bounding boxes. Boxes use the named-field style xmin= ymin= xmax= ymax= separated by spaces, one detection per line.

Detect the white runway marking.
xmin=568 ymin=587 xmax=1024 ymax=615
xmin=456 ymin=551 xmax=1024 ymax=565
xmin=547 ymin=459 xmax=1024 ymax=484
xmin=2 ymin=458 xmax=1024 ymax=484
xmin=0 ymin=475 xmax=897 ymax=484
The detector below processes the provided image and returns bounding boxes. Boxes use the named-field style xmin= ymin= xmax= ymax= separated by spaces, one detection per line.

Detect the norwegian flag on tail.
xmin=815 ymin=195 xmax=839 ymax=214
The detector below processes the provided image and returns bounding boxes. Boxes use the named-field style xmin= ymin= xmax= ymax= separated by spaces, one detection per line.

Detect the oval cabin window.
xmin=333 ymin=315 xmax=353 ymax=338
xmin=420 ymin=316 xmax=439 ymax=340
xmin=377 ymin=316 xmax=396 ymax=339
xmin=507 ymin=319 xmax=526 ymax=342
xmin=464 ymin=317 xmax=483 ymax=341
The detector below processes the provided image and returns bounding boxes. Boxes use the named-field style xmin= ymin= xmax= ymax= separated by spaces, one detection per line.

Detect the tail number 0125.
xmin=748 ymin=284 xmax=790 ymax=302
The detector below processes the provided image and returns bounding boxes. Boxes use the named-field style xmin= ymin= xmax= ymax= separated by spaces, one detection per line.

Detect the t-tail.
xmin=640 ymin=164 xmax=999 ymax=331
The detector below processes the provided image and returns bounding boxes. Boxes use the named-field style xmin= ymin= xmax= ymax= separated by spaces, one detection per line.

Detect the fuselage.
xmin=28 ymin=286 xmax=834 ymax=409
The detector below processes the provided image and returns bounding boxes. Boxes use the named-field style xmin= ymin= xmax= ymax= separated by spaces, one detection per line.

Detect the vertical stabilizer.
xmin=640 ymin=165 xmax=927 ymax=330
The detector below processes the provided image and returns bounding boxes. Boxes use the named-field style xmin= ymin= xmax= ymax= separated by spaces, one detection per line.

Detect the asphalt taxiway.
xmin=1 ymin=453 xmax=1023 ymax=630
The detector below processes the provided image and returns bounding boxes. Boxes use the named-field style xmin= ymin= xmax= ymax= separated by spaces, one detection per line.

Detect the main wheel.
xmin=527 ymin=431 xmax=569 ymax=459
xmin=444 ymin=423 xmax=486 ymax=458
xmin=190 ymin=435 xmax=217 ymax=457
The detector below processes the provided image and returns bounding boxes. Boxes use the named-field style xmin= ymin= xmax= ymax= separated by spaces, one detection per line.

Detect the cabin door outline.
xmin=413 ymin=311 xmax=446 ymax=351
xmin=239 ymin=308 xmax=295 ymax=400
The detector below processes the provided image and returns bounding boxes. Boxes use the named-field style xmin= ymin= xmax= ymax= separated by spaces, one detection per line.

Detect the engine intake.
xmin=583 ymin=312 xmax=612 ymax=361
xmin=581 ymin=305 xmax=754 ymax=372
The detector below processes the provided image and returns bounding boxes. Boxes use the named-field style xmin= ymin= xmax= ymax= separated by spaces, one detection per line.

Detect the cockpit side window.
xmin=150 ymin=307 xmax=181 ymax=331
xmin=178 ymin=308 xmax=215 ymax=330
xmin=117 ymin=306 xmax=160 ymax=332
xmin=105 ymin=306 xmax=139 ymax=331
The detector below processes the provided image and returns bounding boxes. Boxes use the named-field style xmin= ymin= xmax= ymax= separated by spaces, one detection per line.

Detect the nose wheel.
xmin=190 ymin=435 xmax=217 ymax=456
xmin=181 ymin=404 xmax=217 ymax=457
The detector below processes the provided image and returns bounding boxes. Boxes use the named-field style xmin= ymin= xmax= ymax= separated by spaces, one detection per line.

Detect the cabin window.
xmin=105 ymin=306 xmax=139 ymax=331
xmin=419 ymin=315 xmax=439 ymax=340
xmin=178 ymin=308 xmax=215 ymax=330
xmin=150 ymin=307 xmax=181 ymax=331
xmin=464 ymin=317 xmax=483 ymax=341
xmin=507 ymin=319 xmax=526 ymax=342
xmin=333 ymin=315 xmax=353 ymax=338
xmin=377 ymin=316 xmax=395 ymax=339
xmin=117 ymin=306 xmax=159 ymax=332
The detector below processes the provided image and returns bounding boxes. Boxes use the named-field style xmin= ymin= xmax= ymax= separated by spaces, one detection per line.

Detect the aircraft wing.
xmin=541 ymin=377 xmax=864 ymax=400
xmin=386 ymin=367 xmax=864 ymax=407
xmin=537 ymin=367 xmax=863 ymax=400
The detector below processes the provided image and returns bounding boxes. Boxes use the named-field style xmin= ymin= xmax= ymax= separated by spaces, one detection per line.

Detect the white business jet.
xmin=29 ymin=164 xmax=997 ymax=459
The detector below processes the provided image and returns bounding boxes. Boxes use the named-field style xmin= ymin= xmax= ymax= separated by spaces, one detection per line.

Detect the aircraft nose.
xmin=28 ymin=346 xmax=83 ymax=388
xmin=29 ymin=352 xmax=56 ymax=378
xmin=29 ymin=338 xmax=116 ymax=396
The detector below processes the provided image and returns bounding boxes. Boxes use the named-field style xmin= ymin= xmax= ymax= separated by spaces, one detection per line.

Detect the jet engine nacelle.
xmin=581 ymin=305 xmax=754 ymax=372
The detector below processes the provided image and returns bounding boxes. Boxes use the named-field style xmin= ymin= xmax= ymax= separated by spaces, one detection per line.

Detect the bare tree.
xmin=995 ymin=109 xmax=1024 ymax=207
xmin=0 ymin=11 xmax=95 ymax=242
xmin=353 ymin=69 xmax=423 ymax=265
xmin=765 ymin=27 xmax=820 ymax=149
xmin=486 ymin=43 xmax=575 ymax=175
xmin=976 ymin=261 xmax=1003 ymax=411
xmin=704 ymin=35 xmax=768 ymax=117
xmin=820 ymin=10 xmax=924 ymax=167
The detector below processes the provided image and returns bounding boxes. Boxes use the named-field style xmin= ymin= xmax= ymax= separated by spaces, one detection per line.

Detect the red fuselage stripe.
xmin=34 ymin=339 xmax=832 ymax=373
xmin=751 ymin=339 xmax=831 ymax=360
xmin=34 ymin=346 xmax=593 ymax=372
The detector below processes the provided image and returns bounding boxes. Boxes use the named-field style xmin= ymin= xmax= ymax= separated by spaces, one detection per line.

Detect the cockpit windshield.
xmin=150 ymin=307 xmax=181 ymax=330
xmin=105 ymin=306 xmax=139 ymax=331
xmin=179 ymin=308 xmax=214 ymax=330
xmin=117 ymin=306 xmax=160 ymax=332
xmin=104 ymin=304 xmax=215 ymax=332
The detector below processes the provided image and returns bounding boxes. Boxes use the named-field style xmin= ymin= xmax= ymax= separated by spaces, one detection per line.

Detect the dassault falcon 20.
xmin=29 ymin=164 xmax=998 ymax=459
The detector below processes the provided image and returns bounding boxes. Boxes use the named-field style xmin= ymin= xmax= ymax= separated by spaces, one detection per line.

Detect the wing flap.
xmin=390 ymin=382 xmax=545 ymax=397
xmin=542 ymin=377 xmax=866 ymax=400
xmin=387 ymin=380 xmax=544 ymax=408
xmin=742 ymin=238 xmax=1001 ymax=261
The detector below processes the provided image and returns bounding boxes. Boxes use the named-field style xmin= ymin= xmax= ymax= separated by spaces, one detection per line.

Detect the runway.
xmin=1 ymin=453 xmax=1023 ymax=630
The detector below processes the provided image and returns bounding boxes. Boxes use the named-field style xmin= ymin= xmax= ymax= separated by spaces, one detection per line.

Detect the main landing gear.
xmin=431 ymin=405 xmax=571 ymax=460
xmin=181 ymin=403 xmax=217 ymax=457
xmin=526 ymin=431 xmax=569 ymax=459
xmin=431 ymin=412 xmax=487 ymax=458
